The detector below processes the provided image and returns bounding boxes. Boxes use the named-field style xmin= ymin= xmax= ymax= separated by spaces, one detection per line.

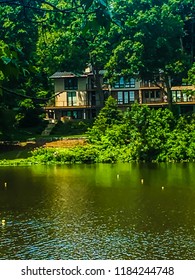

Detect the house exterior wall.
xmin=54 ymin=77 xmax=88 ymax=107
xmin=55 ymin=92 xmax=66 ymax=107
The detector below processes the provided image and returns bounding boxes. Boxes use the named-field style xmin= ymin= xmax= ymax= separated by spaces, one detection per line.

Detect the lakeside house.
xmin=45 ymin=67 xmax=195 ymax=120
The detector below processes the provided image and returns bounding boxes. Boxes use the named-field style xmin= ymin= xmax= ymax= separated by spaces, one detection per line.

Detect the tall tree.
xmin=0 ymin=0 xmax=113 ymax=137
xmin=106 ymin=0 xmax=194 ymax=109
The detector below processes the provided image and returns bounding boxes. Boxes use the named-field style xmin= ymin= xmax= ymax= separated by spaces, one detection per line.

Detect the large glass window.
xmin=172 ymin=90 xmax=181 ymax=102
xmin=145 ymin=90 xmax=160 ymax=100
xmin=151 ymin=91 xmax=155 ymax=99
xmin=183 ymin=92 xmax=187 ymax=102
xmin=114 ymin=77 xmax=135 ymax=88
xmin=125 ymin=78 xmax=135 ymax=88
xmin=64 ymin=78 xmax=78 ymax=90
xmin=145 ymin=91 xmax=149 ymax=98
xmin=124 ymin=91 xmax=129 ymax=104
xmin=119 ymin=77 xmax=125 ymax=87
xmin=156 ymin=91 xmax=161 ymax=98
xmin=177 ymin=91 xmax=181 ymax=101
xmin=129 ymin=91 xmax=135 ymax=101
xmin=114 ymin=77 xmax=124 ymax=88
xmin=117 ymin=91 xmax=135 ymax=104
xmin=117 ymin=91 xmax=123 ymax=104
xmin=64 ymin=110 xmax=82 ymax=119
xmin=67 ymin=92 xmax=77 ymax=106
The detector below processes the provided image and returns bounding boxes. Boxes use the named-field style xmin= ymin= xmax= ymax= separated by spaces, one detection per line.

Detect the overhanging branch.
xmin=0 ymin=86 xmax=67 ymax=102
xmin=0 ymin=0 xmax=89 ymax=14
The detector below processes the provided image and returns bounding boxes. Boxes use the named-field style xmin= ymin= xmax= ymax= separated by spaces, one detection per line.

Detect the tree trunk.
xmin=92 ymin=66 xmax=104 ymax=107
xmin=164 ymin=74 xmax=173 ymax=111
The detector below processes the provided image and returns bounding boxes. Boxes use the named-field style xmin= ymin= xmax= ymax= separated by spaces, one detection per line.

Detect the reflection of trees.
xmin=136 ymin=163 xmax=195 ymax=232
xmin=2 ymin=163 xmax=195 ymax=233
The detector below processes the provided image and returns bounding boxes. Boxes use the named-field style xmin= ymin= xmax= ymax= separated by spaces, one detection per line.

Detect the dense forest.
xmin=0 ymin=0 xmax=195 ymax=140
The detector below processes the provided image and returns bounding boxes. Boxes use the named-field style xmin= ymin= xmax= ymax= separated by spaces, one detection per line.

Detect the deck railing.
xmin=140 ymin=81 xmax=159 ymax=88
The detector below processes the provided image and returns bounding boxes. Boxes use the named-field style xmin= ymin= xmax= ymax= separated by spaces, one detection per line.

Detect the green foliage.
xmin=188 ymin=63 xmax=195 ymax=85
xmin=25 ymin=103 xmax=195 ymax=165
xmin=86 ymin=103 xmax=195 ymax=163
xmin=31 ymin=145 xmax=99 ymax=164
xmin=87 ymin=96 xmax=123 ymax=142
xmin=13 ymin=98 xmax=43 ymax=128
xmin=51 ymin=119 xmax=93 ymax=136
xmin=0 ymin=0 xmax=194 ymax=143
xmin=0 ymin=40 xmax=20 ymax=80
xmin=0 ymin=0 xmax=113 ymax=139
xmin=1 ymin=104 xmax=195 ymax=165
xmin=106 ymin=0 xmax=194 ymax=108
xmin=0 ymin=107 xmax=15 ymax=140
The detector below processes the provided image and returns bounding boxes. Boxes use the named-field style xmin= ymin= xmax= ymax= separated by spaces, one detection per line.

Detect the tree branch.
xmin=0 ymin=86 xmax=69 ymax=102
xmin=0 ymin=0 xmax=91 ymax=15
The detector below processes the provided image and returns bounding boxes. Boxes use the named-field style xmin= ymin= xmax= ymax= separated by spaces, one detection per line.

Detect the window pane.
xmin=119 ymin=77 xmax=125 ymax=88
xmin=156 ymin=91 xmax=160 ymax=98
xmin=124 ymin=78 xmax=135 ymax=88
xmin=151 ymin=91 xmax=155 ymax=98
xmin=77 ymin=111 xmax=82 ymax=119
xmin=67 ymin=92 xmax=76 ymax=97
xmin=64 ymin=78 xmax=78 ymax=89
xmin=172 ymin=91 xmax=176 ymax=102
xmin=67 ymin=92 xmax=77 ymax=106
xmin=130 ymin=78 xmax=135 ymax=88
xmin=114 ymin=82 xmax=119 ymax=88
xmin=73 ymin=111 xmax=77 ymax=119
xmin=125 ymin=79 xmax=130 ymax=88
xmin=124 ymin=92 xmax=129 ymax=103
xmin=183 ymin=93 xmax=187 ymax=102
xmin=72 ymin=92 xmax=76 ymax=105
xmin=129 ymin=91 xmax=135 ymax=101
xmin=177 ymin=91 xmax=181 ymax=101
xmin=117 ymin=92 xmax=123 ymax=104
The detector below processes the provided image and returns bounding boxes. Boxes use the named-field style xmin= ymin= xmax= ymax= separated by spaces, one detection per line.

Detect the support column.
xmin=83 ymin=109 xmax=86 ymax=120
xmin=139 ymin=89 xmax=143 ymax=104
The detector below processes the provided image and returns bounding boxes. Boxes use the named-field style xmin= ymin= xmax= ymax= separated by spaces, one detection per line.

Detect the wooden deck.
xmin=45 ymin=101 xmax=195 ymax=111
xmin=146 ymin=101 xmax=195 ymax=107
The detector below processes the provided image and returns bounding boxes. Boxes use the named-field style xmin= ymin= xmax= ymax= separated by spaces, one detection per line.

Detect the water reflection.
xmin=0 ymin=163 xmax=195 ymax=259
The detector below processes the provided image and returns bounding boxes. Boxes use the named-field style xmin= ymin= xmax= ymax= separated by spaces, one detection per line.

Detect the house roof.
xmin=50 ymin=69 xmax=106 ymax=79
xmin=49 ymin=72 xmax=87 ymax=79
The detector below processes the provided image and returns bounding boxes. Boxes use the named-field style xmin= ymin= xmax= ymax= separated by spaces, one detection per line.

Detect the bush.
xmin=19 ymin=103 xmax=195 ymax=164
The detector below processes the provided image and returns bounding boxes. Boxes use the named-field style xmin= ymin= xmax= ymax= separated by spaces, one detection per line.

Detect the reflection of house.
xmin=45 ymin=68 xmax=195 ymax=120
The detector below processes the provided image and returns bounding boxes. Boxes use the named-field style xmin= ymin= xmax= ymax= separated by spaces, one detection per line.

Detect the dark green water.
xmin=0 ymin=163 xmax=195 ymax=260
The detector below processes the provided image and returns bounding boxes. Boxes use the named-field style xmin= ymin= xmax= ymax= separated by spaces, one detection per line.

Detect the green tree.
xmin=87 ymin=96 xmax=122 ymax=142
xmin=106 ymin=0 xmax=194 ymax=109
xmin=0 ymin=0 xmax=113 ymax=138
xmin=188 ymin=63 xmax=195 ymax=85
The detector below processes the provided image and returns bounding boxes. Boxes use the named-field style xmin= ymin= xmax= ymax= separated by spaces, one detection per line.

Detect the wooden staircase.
xmin=41 ymin=120 xmax=57 ymax=136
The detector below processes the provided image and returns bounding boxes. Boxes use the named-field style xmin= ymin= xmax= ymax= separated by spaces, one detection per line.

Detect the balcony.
xmin=145 ymin=98 xmax=163 ymax=104
xmin=143 ymin=96 xmax=195 ymax=106
xmin=140 ymin=81 xmax=160 ymax=88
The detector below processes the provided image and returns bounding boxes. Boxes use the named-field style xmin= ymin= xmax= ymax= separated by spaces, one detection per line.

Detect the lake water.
xmin=0 ymin=163 xmax=195 ymax=260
